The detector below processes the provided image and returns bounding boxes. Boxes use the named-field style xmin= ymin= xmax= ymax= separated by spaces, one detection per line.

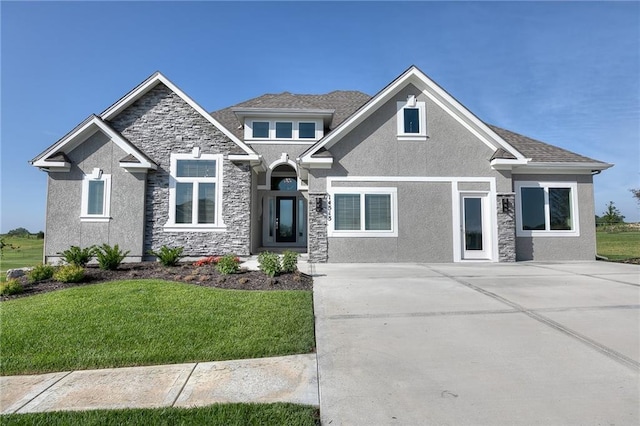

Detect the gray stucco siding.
xmin=513 ymin=174 xmax=596 ymax=261
xmin=108 ymin=83 xmax=251 ymax=257
xmin=327 ymin=181 xmax=454 ymax=262
xmin=44 ymin=131 xmax=146 ymax=262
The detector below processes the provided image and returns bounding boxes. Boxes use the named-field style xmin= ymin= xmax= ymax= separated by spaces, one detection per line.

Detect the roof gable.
xmin=101 ymin=72 xmax=256 ymax=156
xmin=300 ymin=65 xmax=526 ymax=164
xmin=30 ymin=115 xmax=157 ymax=171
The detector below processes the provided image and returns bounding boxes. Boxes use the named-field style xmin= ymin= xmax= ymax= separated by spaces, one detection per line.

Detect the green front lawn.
xmin=0 ymin=236 xmax=44 ymax=281
xmin=596 ymin=230 xmax=640 ymax=260
xmin=0 ymin=280 xmax=315 ymax=375
xmin=0 ymin=403 xmax=319 ymax=426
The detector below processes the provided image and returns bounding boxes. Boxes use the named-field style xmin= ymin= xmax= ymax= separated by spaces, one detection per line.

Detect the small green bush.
xmin=53 ymin=265 xmax=85 ymax=283
xmin=281 ymin=250 xmax=299 ymax=273
xmin=216 ymin=254 xmax=240 ymax=275
xmin=0 ymin=279 xmax=24 ymax=296
xmin=95 ymin=244 xmax=130 ymax=270
xmin=258 ymin=251 xmax=281 ymax=278
xmin=59 ymin=245 xmax=95 ymax=267
xmin=28 ymin=263 xmax=55 ymax=283
xmin=148 ymin=245 xmax=184 ymax=267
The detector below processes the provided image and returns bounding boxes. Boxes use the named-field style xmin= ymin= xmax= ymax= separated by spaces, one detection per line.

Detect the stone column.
xmin=496 ymin=193 xmax=516 ymax=262
xmin=308 ymin=192 xmax=328 ymax=263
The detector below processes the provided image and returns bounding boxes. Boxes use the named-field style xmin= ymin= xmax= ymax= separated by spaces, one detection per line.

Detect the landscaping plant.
xmin=258 ymin=251 xmax=281 ymax=277
xmin=148 ymin=245 xmax=184 ymax=267
xmin=27 ymin=263 xmax=55 ymax=283
xmin=53 ymin=265 xmax=85 ymax=283
xmin=282 ymin=250 xmax=299 ymax=273
xmin=0 ymin=279 xmax=24 ymax=296
xmin=216 ymin=254 xmax=240 ymax=275
xmin=59 ymin=245 xmax=95 ymax=267
xmin=94 ymin=244 xmax=130 ymax=270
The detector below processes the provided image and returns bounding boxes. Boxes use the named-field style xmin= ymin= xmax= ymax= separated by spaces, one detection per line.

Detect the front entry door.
xmin=276 ymin=196 xmax=296 ymax=243
xmin=461 ymin=194 xmax=490 ymax=260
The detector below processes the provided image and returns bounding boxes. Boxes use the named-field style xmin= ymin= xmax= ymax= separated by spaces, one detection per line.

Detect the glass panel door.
xmin=461 ymin=194 xmax=490 ymax=260
xmin=276 ymin=197 xmax=296 ymax=243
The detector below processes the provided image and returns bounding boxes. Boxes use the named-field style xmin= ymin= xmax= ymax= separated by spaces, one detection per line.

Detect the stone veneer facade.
xmin=307 ymin=193 xmax=328 ymax=262
xmin=109 ymin=84 xmax=251 ymax=256
xmin=496 ymin=193 xmax=516 ymax=262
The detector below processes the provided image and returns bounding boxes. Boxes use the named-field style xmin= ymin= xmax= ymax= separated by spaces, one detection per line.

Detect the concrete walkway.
xmin=1 ymin=354 xmax=318 ymax=414
xmin=314 ymin=261 xmax=639 ymax=425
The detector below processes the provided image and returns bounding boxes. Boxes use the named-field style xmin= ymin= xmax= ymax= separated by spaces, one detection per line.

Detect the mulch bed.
xmin=2 ymin=262 xmax=313 ymax=301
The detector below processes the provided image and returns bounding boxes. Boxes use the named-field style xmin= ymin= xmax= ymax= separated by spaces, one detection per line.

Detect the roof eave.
xmin=512 ymin=161 xmax=614 ymax=174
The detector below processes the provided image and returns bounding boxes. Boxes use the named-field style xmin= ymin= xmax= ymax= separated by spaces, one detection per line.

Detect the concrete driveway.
xmin=312 ymin=261 xmax=639 ymax=425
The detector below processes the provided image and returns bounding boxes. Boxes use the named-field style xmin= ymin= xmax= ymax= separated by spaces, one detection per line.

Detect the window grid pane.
xmin=335 ymin=194 xmax=361 ymax=230
xmin=275 ymin=122 xmax=293 ymax=138
xmin=177 ymin=160 xmax=216 ymax=177
xmin=403 ymin=108 xmax=420 ymax=133
xmin=521 ymin=187 xmax=545 ymax=230
xmin=198 ymin=183 xmax=216 ymax=224
xmin=175 ymin=183 xmax=193 ymax=224
xmin=252 ymin=122 xmax=269 ymax=138
xmin=549 ymin=188 xmax=572 ymax=230
xmin=365 ymin=194 xmax=391 ymax=230
xmin=87 ymin=180 xmax=104 ymax=215
xmin=299 ymin=122 xmax=315 ymax=138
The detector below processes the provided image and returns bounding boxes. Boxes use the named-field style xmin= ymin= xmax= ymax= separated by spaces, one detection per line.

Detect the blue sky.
xmin=1 ymin=1 xmax=638 ymax=233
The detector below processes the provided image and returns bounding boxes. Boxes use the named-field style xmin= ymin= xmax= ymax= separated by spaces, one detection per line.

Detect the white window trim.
xmin=396 ymin=100 xmax=427 ymax=141
xmin=81 ymin=173 xmax=111 ymax=222
xmin=164 ymin=153 xmax=226 ymax=232
xmin=515 ymin=181 xmax=580 ymax=237
xmin=328 ymin=187 xmax=398 ymax=237
xmin=245 ymin=119 xmax=323 ymax=142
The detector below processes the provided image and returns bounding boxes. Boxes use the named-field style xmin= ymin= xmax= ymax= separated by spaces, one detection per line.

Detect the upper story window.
xmin=81 ymin=169 xmax=111 ymax=222
xmin=276 ymin=122 xmax=293 ymax=138
xmin=397 ymin=95 xmax=427 ymax=140
xmin=515 ymin=181 xmax=580 ymax=237
xmin=165 ymin=153 xmax=224 ymax=231
xmin=245 ymin=119 xmax=322 ymax=142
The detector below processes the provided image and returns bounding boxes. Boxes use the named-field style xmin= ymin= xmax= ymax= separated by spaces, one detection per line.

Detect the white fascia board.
xmin=301 ymin=66 xmax=526 ymax=163
xmin=232 ymin=107 xmax=334 ymax=118
xmin=490 ymin=158 xmax=530 ymax=170
xmin=33 ymin=162 xmax=71 ymax=172
xmin=100 ymin=72 xmax=257 ymax=157
xmin=298 ymin=157 xmax=333 ymax=169
xmin=512 ymin=162 xmax=614 ymax=175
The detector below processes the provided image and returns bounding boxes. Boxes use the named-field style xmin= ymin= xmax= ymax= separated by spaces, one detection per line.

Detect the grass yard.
xmin=0 ymin=236 xmax=44 ymax=282
xmin=0 ymin=280 xmax=315 ymax=375
xmin=0 ymin=403 xmax=319 ymax=426
xmin=596 ymin=230 xmax=640 ymax=260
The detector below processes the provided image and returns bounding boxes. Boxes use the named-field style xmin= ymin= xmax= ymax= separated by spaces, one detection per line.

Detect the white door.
xmin=461 ymin=194 xmax=491 ymax=260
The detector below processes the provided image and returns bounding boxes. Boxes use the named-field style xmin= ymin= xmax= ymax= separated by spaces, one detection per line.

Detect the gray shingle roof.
xmin=211 ymin=91 xmax=371 ymax=140
xmin=212 ymin=90 xmax=605 ymax=166
xmin=487 ymin=125 xmax=604 ymax=164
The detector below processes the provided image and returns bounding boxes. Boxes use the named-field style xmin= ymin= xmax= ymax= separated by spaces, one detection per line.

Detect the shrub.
xmin=281 ymin=250 xmax=299 ymax=273
xmin=94 ymin=244 xmax=130 ymax=270
xmin=0 ymin=279 xmax=24 ymax=296
xmin=28 ymin=263 xmax=55 ymax=283
xmin=53 ymin=265 xmax=85 ymax=283
xmin=216 ymin=254 xmax=240 ymax=275
xmin=194 ymin=256 xmax=219 ymax=267
xmin=258 ymin=251 xmax=281 ymax=278
xmin=59 ymin=246 xmax=95 ymax=267
xmin=148 ymin=245 xmax=184 ymax=267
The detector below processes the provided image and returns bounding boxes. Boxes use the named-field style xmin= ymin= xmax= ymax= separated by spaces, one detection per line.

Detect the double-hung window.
xmin=81 ymin=170 xmax=111 ymax=222
xmin=515 ymin=181 xmax=579 ymax=237
xmin=397 ymin=96 xmax=427 ymax=140
xmin=330 ymin=188 xmax=397 ymax=237
xmin=166 ymin=153 xmax=223 ymax=230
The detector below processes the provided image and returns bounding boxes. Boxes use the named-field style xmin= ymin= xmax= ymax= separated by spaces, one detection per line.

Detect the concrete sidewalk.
xmin=1 ymin=354 xmax=318 ymax=414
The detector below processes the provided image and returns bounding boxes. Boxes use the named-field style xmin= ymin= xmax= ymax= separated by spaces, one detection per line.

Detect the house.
xmin=31 ymin=66 xmax=612 ymax=263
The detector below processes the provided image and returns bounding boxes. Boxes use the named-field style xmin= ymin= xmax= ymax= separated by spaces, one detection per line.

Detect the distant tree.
xmin=7 ymin=227 xmax=30 ymax=237
xmin=36 ymin=231 xmax=45 ymax=239
xmin=631 ymin=188 xmax=640 ymax=204
xmin=600 ymin=201 xmax=625 ymax=225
